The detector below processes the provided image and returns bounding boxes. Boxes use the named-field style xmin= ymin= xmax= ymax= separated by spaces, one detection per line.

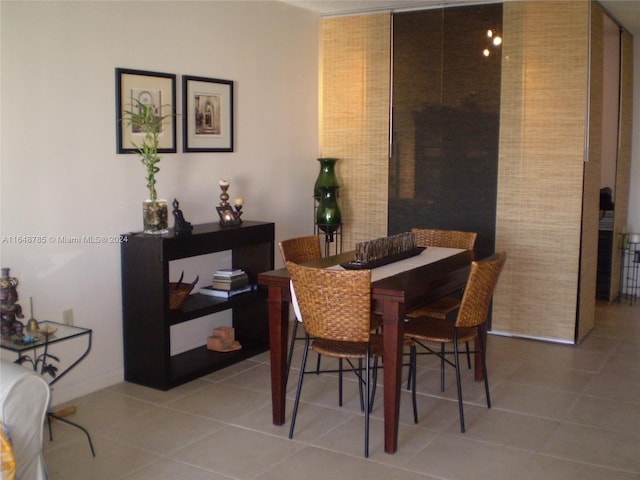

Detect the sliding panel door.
xmin=389 ymin=4 xmax=502 ymax=253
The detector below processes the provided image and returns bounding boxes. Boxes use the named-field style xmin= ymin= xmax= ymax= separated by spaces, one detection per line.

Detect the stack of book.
xmin=200 ymin=269 xmax=254 ymax=298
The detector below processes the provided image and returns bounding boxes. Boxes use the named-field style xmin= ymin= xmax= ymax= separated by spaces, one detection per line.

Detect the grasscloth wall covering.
xmin=321 ymin=14 xmax=390 ymax=248
xmin=578 ymin=1 xmax=603 ymax=340
xmin=321 ymin=2 xmax=632 ymax=345
xmin=493 ymin=1 xmax=591 ymax=342
xmin=613 ymin=30 xmax=634 ymax=296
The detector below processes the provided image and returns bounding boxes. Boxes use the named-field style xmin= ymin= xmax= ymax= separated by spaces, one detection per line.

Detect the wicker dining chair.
xmin=408 ymin=228 xmax=477 ymax=320
xmin=286 ymin=261 xmax=383 ymax=458
xmin=405 ymin=228 xmax=479 ymax=388
xmin=406 ymin=252 xmax=507 ymax=432
xmin=278 ymin=236 xmax=323 ymax=383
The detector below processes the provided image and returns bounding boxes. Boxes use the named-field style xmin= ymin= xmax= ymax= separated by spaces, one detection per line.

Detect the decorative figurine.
xmin=1 ymin=267 xmax=25 ymax=339
xmin=172 ymin=198 xmax=193 ymax=235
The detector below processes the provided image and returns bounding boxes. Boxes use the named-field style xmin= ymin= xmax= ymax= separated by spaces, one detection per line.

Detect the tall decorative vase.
xmin=313 ymin=158 xmax=340 ymax=199
xmin=143 ymin=199 xmax=169 ymax=234
xmin=316 ymin=186 xmax=342 ymax=235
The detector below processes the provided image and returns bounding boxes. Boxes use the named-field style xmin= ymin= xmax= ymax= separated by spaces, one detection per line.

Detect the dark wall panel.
xmin=389 ymin=4 xmax=502 ymax=253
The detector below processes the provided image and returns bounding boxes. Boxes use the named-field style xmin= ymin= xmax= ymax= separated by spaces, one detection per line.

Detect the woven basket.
xmin=169 ymin=284 xmax=192 ymax=310
xmin=168 ymin=274 xmax=199 ymax=310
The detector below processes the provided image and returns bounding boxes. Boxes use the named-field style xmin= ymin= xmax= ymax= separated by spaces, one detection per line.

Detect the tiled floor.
xmin=44 ymin=300 xmax=640 ymax=479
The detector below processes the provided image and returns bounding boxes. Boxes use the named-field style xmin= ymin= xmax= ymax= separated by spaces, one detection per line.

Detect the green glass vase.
xmin=313 ymin=158 xmax=340 ymax=199
xmin=316 ymin=186 xmax=341 ymax=234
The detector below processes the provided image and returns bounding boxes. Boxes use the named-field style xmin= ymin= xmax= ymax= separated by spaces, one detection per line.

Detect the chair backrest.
xmin=286 ymin=261 xmax=372 ymax=342
xmin=411 ymin=228 xmax=477 ymax=250
xmin=278 ymin=235 xmax=322 ymax=263
xmin=455 ymin=252 xmax=507 ymax=328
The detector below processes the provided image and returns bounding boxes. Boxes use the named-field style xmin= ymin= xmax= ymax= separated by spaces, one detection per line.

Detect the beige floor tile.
xmin=541 ymin=423 xmax=640 ymax=473
xmin=279 ymin=401 xmax=356 ymax=443
xmin=166 ymin=383 xmax=270 ymax=421
xmin=489 ymin=382 xmax=579 ymax=420
xmin=44 ymin=434 xmax=160 ymax=480
xmin=505 ymin=361 xmax=594 ymax=393
xmin=106 ymin=378 xmax=212 ymax=404
xmin=583 ymin=372 xmax=640 ymax=403
xmin=40 ymin=298 xmax=640 ymax=480
xmin=199 ymin=358 xmax=264 ymax=383
xmin=522 ymin=455 xmax=640 ymax=480
xmin=120 ymin=458 xmax=231 ymax=480
xmin=406 ymin=432 xmax=535 ymax=480
xmin=170 ymin=425 xmax=302 ymax=479
xmin=447 ymin=406 xmax=560 ymax=452
xmin=50 ymin=389 xmax=155 ymax=435
xmin=567 ymin=395 xmax=640 ymax=435
xmin=100 ymin=405 xmax=226 ymax=455
xmin=256 ymin=446 xmax=439 ymax=480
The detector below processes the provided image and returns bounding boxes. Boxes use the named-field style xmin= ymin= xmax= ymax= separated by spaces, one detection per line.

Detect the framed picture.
xmin=183 ymin=75 xmax=234 ymax=152
xmin=116 ymin=68 xmax=177 ymax=154
xmin=216 ymin=205 xmax=241 ymax=226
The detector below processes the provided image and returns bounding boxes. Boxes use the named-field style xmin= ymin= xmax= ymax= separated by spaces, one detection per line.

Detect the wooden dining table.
xmin=257 ymin=247 xmax=489 ymax=454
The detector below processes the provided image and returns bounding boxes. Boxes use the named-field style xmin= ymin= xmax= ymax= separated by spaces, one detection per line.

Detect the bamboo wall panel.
xmin=493 ymin=1 xmax=590 ymax=342
xmin=612 ymin=30 xmax=634 ymax=298
xmin=321 ymin=14 xmax=391 ymax=248
xmin=578 ymin=1 xmax=603 ymax=341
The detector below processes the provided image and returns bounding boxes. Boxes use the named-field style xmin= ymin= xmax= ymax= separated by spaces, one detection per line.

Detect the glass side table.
xmin=1 ymin=320 xmax=95 ymax=456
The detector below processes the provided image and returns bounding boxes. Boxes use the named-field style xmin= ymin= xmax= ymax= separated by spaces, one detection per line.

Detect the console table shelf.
xmin=121 ymin=221 xmax=274 ymax=390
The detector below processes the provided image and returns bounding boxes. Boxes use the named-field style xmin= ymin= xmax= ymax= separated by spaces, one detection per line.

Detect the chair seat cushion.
xmin=404 ymin=317 xmax=477 ymax=344
xmin=312 ymin=333 xmax=384 ymax=358
xmin=406 ymin=296 xmax=460 ymax=320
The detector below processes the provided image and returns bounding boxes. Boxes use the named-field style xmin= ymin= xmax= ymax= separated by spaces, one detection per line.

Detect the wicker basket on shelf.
xmin=168 ymin=273 xmax=199 ymax=310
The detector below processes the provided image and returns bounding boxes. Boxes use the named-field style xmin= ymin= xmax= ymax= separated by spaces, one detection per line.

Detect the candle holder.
xmin=234 ymin=205 xmax=243 ymax=221
xmin=233 ymin=198 xmax=244 ymax=223
xmin=219 ymin=181 xmax=230 ymax=206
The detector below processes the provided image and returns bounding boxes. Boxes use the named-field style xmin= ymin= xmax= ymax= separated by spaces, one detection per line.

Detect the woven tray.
xmin=340 ymin=247 xmax=426 ymax=270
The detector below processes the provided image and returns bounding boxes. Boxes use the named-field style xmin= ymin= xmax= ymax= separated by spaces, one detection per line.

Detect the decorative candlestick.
xmin=218 ymin=179 xmax=230 ymax=206
xmin=234 ymin=198 xmax=244 ymax=222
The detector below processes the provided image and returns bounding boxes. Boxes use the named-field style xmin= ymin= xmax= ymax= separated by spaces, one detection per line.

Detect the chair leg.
xmin=410 ymin=345 xmax=418 ymax=424
xmin=369 ymin=355 xmax=379 ymax=413
xmin=440 ymin=343 xmax=446 ymax=392
xmin=358 ymin=359 xmax=365 ymax=412
xmin=364 ymin=346 xmax=370 ymax=458
xmin=338 ymin=358 xmax=343 ymax=407
xmin=465 ymin=341 xmax=472 ymax=369
xmin=453 ymin=334 xmax=465 ymax=433
xmin=406 ymin=346 xmax=414 ymax=390
xmin=289 ymin=335 xmax=311 ymax=439
xmin=478 ymin=327 xmax=491 ymax=409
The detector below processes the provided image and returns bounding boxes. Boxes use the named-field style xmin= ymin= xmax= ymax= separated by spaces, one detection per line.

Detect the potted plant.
xmin=122 ymin=100 xmax=172 ymax=234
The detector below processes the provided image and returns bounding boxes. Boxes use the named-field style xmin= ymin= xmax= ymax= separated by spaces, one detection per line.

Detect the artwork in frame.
xmin=115 ymin=68 xmax=177 ymax=154
xmin=216 ymin=205 xmax=241 ymax=226
xmin=183 ymin=75 xmax=234 ymax=152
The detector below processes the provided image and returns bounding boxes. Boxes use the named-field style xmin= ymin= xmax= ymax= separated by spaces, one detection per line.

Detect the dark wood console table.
xmin=121 ymin=221 xmax=274 ymax=390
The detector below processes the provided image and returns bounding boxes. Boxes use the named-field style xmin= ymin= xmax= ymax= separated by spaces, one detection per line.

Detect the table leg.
xmin=268 ymin=285 xmax=289 ymax=426
xmin=381 ymin=300 xmax=405 ymax=454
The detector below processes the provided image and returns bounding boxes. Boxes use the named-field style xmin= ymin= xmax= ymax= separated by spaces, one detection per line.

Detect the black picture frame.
xmin=183 ymin=75 xmax=234 ymax=152
xmin=116 ymin=68 xmax=177 ymax=154
xmin=216 ymin=205 xmax=241 ymax=226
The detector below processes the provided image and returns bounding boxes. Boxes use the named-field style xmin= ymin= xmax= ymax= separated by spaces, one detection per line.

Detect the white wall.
xmin=0 ymin=0 xmax=320 ymax=405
